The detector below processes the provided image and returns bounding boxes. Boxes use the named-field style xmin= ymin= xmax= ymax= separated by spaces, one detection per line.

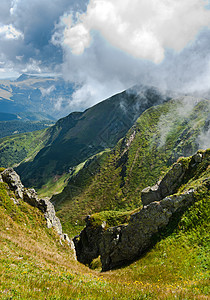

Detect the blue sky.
xmin=0 ymin=0 xmax=210 ymax=109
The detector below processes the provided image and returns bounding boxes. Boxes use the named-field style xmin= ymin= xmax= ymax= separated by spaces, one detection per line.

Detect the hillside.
xmin=0 ymin=129 xmax=51 ymax=168
xmin=73 ymin=149 xmax=210 ymax=270
xmin=0 ymin=120 xmax=54 ymax=139
xmin=52 ymin=97 xmax=210 ymax=232
xmin=0 ymin=161 xmax=209 ymax=299
xmin=16 ymin=85 xmax=173 ymax=189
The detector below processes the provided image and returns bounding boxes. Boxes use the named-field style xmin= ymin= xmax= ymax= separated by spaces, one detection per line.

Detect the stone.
xmin=73 ymin=189 xmax=195 ymax=271
xmin=0 ymin=174 xmax=3 ymax=183
xmin=141 ymin=150 xmax=204 ymax=206
xmin=99 ymin=189 xmax=195 ymax=271
xmin=192 ymin=153 xmax=202 ymax=163
xmin=1 ymin=168 xmax=24 ymax=199
xmin=73 ymin=221 xmax=106 ymax=266
xmin=1 ymin=168 xmax=68 ymax=239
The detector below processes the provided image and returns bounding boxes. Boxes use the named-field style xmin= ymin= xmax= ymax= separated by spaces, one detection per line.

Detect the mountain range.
xmin=0 ymin=74 xmax=74 ymax=120
xmin=15 ymin=85 xmax=173 ymax=188
xmin=0 ymin=82 xmax=209 ymax=299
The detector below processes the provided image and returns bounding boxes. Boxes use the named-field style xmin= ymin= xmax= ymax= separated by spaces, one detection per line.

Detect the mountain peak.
xmin=15 ymin=73 xmax=36 ymax=82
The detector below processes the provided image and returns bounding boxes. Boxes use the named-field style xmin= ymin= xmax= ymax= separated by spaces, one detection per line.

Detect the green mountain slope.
xmin=0 ymin=120 xmax=54 ymax=139
xmin=53 ymin=97 xmax=210 ymax=232
xmin=0 ymin=129 xmax=51 ymax=168
xmin=16 ymin=85 xmax=172 ymax=189
xmin=0 ymin=160 xmax=209 ymax=299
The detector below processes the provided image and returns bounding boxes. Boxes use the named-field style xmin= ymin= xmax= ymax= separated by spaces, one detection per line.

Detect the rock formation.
xmin=73 ymin=150 xmax=209 ymax=271
xmin=1 ymin=168 xmax=67 ymax=239
xmin=141 ymin=152 xmax=203 ymax=206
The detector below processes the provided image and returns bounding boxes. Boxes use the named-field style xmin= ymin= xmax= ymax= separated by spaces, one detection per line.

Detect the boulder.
xmin=73 ymin=216 xmax=106 ymax=265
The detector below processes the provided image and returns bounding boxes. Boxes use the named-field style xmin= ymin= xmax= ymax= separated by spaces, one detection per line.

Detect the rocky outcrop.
xmin=141 ymin=152 xmax=203 ymax=206
xmin=74 ymin=190 xmax=195 ymax=270
xmin=2 ymin=168 xmax=24 ymax=199
xmin=73 ymin=216 xmax=106 ymax=265
xmin=99 ymin=190 xmax=194 ymax=271
xmin=1 ymin=168 xmax=66 ymax=239
xmin=73 ymin=150 xmax=209 ymax=271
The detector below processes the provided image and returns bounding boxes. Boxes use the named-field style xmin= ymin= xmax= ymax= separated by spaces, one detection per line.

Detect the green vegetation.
xmin=0 ymin=148 xmax=209 ymax=298
xmin=38 ymin=149 xmax=111 ymax=199
xmin=0 ymin=120 xmax=54 ymax=139
xmin=54 ymin=99 xmax=210 ymax=233
xmin=16 ymin=86 xmax=171 ymax=189
xmin=0 ymin=129 xmax=50 ymax=168
xmin=89 ymin=209 xmax=139 ymax=228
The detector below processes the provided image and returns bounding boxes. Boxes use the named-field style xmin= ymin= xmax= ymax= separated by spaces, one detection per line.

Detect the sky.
xmin=0 ymin=0 xmax=210 ymax=110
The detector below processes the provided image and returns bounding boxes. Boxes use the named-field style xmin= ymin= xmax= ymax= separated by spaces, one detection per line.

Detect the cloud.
xmin=40 ymin=85 xmax=56 ymax=97
xmin=0 ymin=0 xmax=88 ymax=77
xmin=62 ymin=0 xmax=210 ymax=63
xmin=0 ymin=24 xmax=23 ymax=40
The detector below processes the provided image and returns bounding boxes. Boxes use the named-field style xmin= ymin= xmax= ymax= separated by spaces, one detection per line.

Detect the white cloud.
xmin=0 ymin=24 xmax=23 ymax=40
xmin=21 ymin=58 xmax=42 ymax=73
xmin=61 ymin=0 xmax=210 ymax=63
xmin=40 ymin=85 xmax=56 ymax=97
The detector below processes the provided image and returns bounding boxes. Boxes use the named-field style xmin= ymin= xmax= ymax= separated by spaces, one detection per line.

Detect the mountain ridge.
xmin=16 ymin=85 xmax=173 ymax=189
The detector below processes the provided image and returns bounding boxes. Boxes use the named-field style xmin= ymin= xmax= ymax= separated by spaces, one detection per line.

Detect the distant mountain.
xmin=0 ymin=120 xmax=54 ymax=139
xmin=0 ymin=112 xmax=19 ymax=121
xmin=0 ymin=74 xmax=74 ymax=120
xmin=51 ymin=97 xmax=210 ymax=231
xmin=16 ymin=85 xmax=174 ymax=188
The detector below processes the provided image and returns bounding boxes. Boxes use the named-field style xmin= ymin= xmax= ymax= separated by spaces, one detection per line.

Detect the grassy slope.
xmin=0 ymin=166 xmax=209 ymax=299
xmin=16 ymin=85 xmax=172 ymax=189
xmin=0 ymin=120 xmax=54 ymax=139
xmin=54 ymin=98 xmax=210 ymax=231
xmin=0 ymin=129 xmax=50 ymax=168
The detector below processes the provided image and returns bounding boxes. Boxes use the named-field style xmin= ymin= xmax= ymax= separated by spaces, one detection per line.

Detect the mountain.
xmin=0 ymin=129 xmax=51 ymax=168
xmin=16 ymin=85 xmax=173 ymax=189
xmin=0 ymin=112 xmax=19 ymax=121
xmin=52 ymin=97 xmax=210 ymax=232
xmin=0 ymin=160 xmax=209 ymax=298
xmin=0 ymin=120 xmax=54 ymax=139
xmin=73 ymin=149 xmax=210 ymax=271
xmin=0 ymin=74 xmax=74 ymax=120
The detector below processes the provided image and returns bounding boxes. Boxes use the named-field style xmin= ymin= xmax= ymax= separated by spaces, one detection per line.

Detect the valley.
xmin=0 ymin=84 xmax=209 ymax=299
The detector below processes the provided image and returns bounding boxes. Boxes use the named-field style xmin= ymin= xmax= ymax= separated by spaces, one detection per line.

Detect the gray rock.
xmin=1 ymin=168 xmax=65 ymax=238
xmin=192 ymin=153 xmax=202 ymax=163
xmin=73 ymin=221 xmax=106 ymax=265
xmin=73 ymin=189 xmax=195 ymax=271
xmin=141 ymin=150 xmax=204 ymax=206
xmin=1 ymin=168 xmax=24 ymax=198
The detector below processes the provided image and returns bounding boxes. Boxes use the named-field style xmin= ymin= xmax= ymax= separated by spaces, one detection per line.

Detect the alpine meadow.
xmin=0 ymin=0 xmax=210 ymax=299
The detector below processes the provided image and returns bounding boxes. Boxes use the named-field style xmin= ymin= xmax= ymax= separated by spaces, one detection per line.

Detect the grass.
xmin=0 ymin=128 xmax=50 ymax=168
xmin=54 ymin=99 xmax=210 ymax=234
xmin=0 ymin=155 xmax=210 ymax=299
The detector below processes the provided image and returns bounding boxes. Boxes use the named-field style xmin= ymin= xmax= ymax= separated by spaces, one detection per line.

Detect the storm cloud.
xmin=0 ymin=0 xmax=87 ymax=77
xmin=0 ymin=0 xmax=210 ymax=112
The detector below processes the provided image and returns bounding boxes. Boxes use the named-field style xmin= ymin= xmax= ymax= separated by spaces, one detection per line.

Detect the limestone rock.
xmin=73 ymin=189 xmax=195 ymax=271
xmin=73 ymin=217 xmax=106 ymax=265
xmin=1 ymin=168 xmax=66 ymax=238
xmin=1 ymin=168 xmax=24 ymax=199
xmin=141 ymin=151 xmax=204 ymax=206
xmin=99 ymin=189 xmax=194 ymax=271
